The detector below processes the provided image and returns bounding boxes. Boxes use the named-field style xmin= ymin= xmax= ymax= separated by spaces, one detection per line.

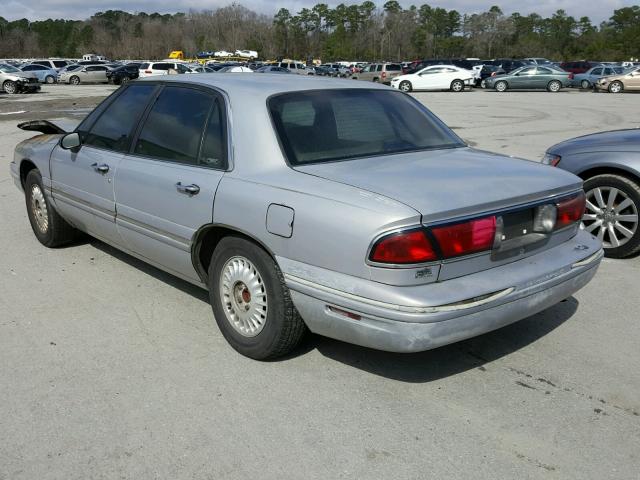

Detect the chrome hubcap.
xmin=583 ymin=186 xmax=638 ymax=248
xmin=400 ymin=82 xmax=410 ymax=91
xmin=219 ymin=256 xmax=268 ymax=337
xmin=30 ymin=184 xmax=49 ymax=233
xmin=611 ymin=83 xmax=621 ymax=93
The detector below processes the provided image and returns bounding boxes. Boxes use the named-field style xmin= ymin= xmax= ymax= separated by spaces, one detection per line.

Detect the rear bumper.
xmin=285 ymin=230 xmax=602 ymax=353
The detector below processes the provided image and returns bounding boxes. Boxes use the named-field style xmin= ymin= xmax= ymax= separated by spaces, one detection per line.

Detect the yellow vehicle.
xmin=168 ymin=51 xmax=184 ymax=60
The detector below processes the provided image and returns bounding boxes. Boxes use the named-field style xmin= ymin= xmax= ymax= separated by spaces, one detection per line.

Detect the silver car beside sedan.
xmin=10 ymin=75 xmax=602 ymax=359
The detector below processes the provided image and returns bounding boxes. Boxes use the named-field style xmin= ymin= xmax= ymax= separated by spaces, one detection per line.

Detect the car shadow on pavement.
xmin=89 ymin=240 xmax=210 ymax=304
xmin=309 ymin=298 xmax=578 ymax=383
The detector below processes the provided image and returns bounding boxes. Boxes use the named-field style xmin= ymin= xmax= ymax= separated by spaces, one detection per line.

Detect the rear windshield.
xmin=269 ymin=89 xmax=464 ymax=165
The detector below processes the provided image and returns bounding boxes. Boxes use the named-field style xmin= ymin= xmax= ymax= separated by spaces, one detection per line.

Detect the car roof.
xmin=136 ymin=74 xmax=389 ymax=99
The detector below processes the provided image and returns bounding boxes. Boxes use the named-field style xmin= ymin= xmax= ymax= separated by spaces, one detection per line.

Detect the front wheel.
xmin=120 ymin=76 xmax=130 ymax=85
xmin=582 ymin=174 xmax=640 ymax=258
xmin=547 ymin=80 xmax=562 ymax=92
xmin=450 ymin=79 xmax=464 ymax=92
xmin=24 ymin=169 xmax=77 ymax=247
xmin=70 ymin=76 xmax=80 ymax=85
xmin=480 ymin=79 xmax=487 ymax=89
xmin=399 ymin=80 xmax=412 ymax=92
xmin=608 ymin=81 xmax=623 ymax=93
xmin=581 ymin=79 xmax=591 ymax=89
xmin=45 ymin=75 xmax=55 ymax=84
xmin=495 ymin=80 xmax=507 ymax=92
xmin=208 ymin=236 xmax=307 ymax=359
xmin=3 ymin=80 xmax=17 ymax=94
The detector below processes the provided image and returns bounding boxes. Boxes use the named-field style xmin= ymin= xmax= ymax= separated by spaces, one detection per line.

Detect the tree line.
xmin=0 ymin=2 xmax=639 ymax=62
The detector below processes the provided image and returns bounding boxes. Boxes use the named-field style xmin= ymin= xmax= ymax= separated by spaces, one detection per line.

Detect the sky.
xmin=1 ymin=0 xmax=635 ymax=23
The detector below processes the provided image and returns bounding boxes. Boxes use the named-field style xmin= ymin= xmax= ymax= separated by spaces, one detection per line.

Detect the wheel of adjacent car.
xmin=372 ymin=78 xmax=379 ymax=83
xmin=608 ymin=81 xmax=623 ymax=93
xmin=547 ymin=80 xmax=562 ymax=92
xmin=480 ymin=79 xmax=487 ymax=89
xmin=70 ymin=76 xmax=80 ymax=85
xmin=582 ymin=174 xmax=640 ymax=258
xmin=399 ymin=80 xmax=412 ymax=92
xmin=495 ymin=80 xmax=508 ymax=92
xmin=120 ymin=76 xmax=130 ymax=85
xmin=3 ymin=80 xmax=17 ymax=94
xmin=208 ymin=236 xmax=307 ymax=359
xmin=24 ymin=169 xmax=77 ymax=248
xmin=45 ymin=75 xmax=55 ymax=84
xmin=450 ymin=79 xmax=464 ymax=92
xmin=581 ymin=79 xmax=591 ymax=89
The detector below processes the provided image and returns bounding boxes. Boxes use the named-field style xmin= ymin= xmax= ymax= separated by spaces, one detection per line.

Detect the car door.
xmin=510 ymin=66 xmax=536 ymax=89
xmin=416 ymin=67 xmax=443 ymax=90
xmin=114 ymin=84 xmax=228 ymax=281
xmin=626 ymin=68 xmax=640 ymax=90
xmin=50 ymin=83 xmax=157 ymax=244
xmin=589 ymin=67 xmax=603 ymax=84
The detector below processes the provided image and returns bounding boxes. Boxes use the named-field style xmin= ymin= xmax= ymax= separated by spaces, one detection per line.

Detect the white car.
xmin=215 ymin=51 xmax=234 ymax=58
xmin=235 ymin=50 xmax=258 ymax=59
xmin=138 ymin=62 xmax=192 ymax=77
xmin=218 ymin=66 xmax=254 ymax=73
xmin=390 ymin=65 xmax=474 ymax=92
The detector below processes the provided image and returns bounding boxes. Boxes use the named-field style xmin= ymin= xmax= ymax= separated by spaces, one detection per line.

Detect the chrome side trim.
xmin=284 ymin=273 xmax=514 ymax=314
xmin=117 ymin=214 xmax=191 ymax=252
xmin=571 ymin=250 xmax=603 ymax=268
xmin=51 ymin=186 xmax=115 ymax=221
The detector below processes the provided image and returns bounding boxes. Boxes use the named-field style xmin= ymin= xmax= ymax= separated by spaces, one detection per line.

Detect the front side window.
xmin=134 ymin=87 xmax=213 ymax=165
xmin=519 ymin=67 xmax=536 ymax=75
xmin=591 ymin=68 xmax=603 ymax=75
xmin=269 ymin=89 xmax=464 ymax=165
xmin=82 ymin=84 xmax=156 ymax=152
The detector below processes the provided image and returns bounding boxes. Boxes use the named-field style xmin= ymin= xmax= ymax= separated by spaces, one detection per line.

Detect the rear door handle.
xmin=176 ymin=182 xmax=200 ymax=195
xmin=91 ymin=163 xmax=109 ymax=173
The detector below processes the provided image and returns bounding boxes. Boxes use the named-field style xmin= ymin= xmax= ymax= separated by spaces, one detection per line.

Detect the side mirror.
xmin=60 ymin=132 xmax=81 ymax=150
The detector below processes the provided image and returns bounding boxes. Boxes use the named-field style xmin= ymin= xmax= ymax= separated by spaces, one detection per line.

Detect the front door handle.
xmin=176 ymin=182 xmax=200 ymax=195
xmin=91 ymin=163 xmax=109 ymax=174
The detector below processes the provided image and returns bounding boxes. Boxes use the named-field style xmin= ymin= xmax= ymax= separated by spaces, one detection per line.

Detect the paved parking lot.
xmin=1 ymin=84 xmax=639 ymax=479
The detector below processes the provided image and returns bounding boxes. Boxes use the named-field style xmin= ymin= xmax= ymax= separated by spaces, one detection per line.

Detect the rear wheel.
xmin=495 ymin=80 xmax=508 ymax=92
xmin=480 ymin=79 xmax=487 ymax=89
xmin=70 ymin=76 xmax=80 ymax=85
xmin=24 ymin=169 xmax=77 ymax=247
xmin=3 ymin=80 xmax=17 ymax=94
xmin=581 ymin=79 xmax=591 ymax=89
xmin=208 ymin=236 xmax=307 ymax=359
xmin=450 ymin=79 xmax=464 ymax=92
xmin=582 ymin=174 xmax=640 ymax=258
xmin=547 ymin=80 xmax=562 ymax=92
xmin=45 ymin=75 xmax=55 ymax=84
xmin=120 ymin=76 xmax=130 ymax=85
xmin=608 ymin=81 xmax=623 ymax=93
xmin=399 ymin=80 xmax=412 ymax=92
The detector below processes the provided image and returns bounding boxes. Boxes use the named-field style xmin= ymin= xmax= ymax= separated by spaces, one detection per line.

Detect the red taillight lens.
xmin=491 ymin=72 xmax=497 ymax=77
xmin=370 ymin=230 xmax=437 ymax=264
xmin=381 ymin=71 xmax=387 ymax=79
xmin=569 ymin=73 xmax=574 ymax=79
xmin=144 ymin=70 xmax=152 ymax=74
xmin=431 ymin=216 xmax=496 ymax=258
xmin=556 ymin=192 xmax=586 ymax=229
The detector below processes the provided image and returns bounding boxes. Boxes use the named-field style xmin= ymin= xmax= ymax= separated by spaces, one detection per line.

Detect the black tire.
xmin=399 ymin=80 xmax=412 ymax=92
xmin=208 ymin=236 xmax=307 ymax=359
xmin=608 ymin=81 xmax=623 ymax=93
xmin=581 ymin=79 xmax=590 ymax=89
xmin=24 ymin=169 xmax=77 ymax=248
xmin=583 ymin=174 xmax=640 ymax=258
xmin=547 ymin=80 xmax=562 ymax=92
xmin=480 ymin=79 xmax=487 ymax=89
xmin=70 ymin=76 xmax=80 ymax=85
xmin=450 ymin=79 xmax=464 ymax=92
xmin=45 ymin=75 xmax=55 ymax=84
xmin=3 ymin=80 xmax=17 ymax=94
xmin=495 ymin=80 xmax=508 ymax=92
xmin=120 ymin=76 xmax=130 ymax=85
xmin=372 ymin=77 xmax=379 ymax=83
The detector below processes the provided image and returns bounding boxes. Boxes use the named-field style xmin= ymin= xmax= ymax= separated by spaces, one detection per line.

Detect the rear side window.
xmin=269 ymin=89 xmax=464 ymax=165
xmin=134 ymin=86 xmax=213 ymax=165
xmin=140 ymin=63 xmax=149 ymax=70
xmin=53 ymin=61 xmax=67 ymax=67
xmin=386 ymin=64 xmax=401 ymax=71
xmin=154 ymin=63 xmax=171 ymax=70
xmin=82 ymin=84 xmax=156 ymax=152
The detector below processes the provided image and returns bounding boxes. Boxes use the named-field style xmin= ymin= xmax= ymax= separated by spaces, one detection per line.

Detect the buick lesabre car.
xmin=10 ymin=76 xmax=603 ymax=360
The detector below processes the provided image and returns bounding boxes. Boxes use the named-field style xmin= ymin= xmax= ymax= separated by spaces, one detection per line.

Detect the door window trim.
xmin=127 ymin=83 xmax=230 ymax=171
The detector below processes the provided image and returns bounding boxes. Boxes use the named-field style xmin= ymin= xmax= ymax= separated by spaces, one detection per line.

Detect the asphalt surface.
xmin=1 ymin=84 xmax=639 ymax=479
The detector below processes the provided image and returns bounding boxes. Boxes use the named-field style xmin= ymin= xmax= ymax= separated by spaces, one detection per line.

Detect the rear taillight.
xmin=432 ymin=216 xmax=497 ymax=258
xmin=370 ymin=230 xmax=437 ymax=264
xmin=381 ymin=71 xmax=387 ymax=79
xmin=144 ymin=70 xmax=152 ymax=74
xmin=491 ymin=72 xmax=497 ymax=77
xmin=556 ymin=192 xmax=586 ymax=229
xmin=568 ymin=73 xmax=574 ymax=80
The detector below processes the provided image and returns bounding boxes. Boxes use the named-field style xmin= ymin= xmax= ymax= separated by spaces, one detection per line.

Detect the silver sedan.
xmin=10 ymin=75 xmax=602 ymax=359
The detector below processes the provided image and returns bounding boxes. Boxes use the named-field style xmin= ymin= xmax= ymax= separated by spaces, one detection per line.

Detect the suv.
xmin=138 ymin=62 xmax=192 ymax=78
xmin=31 ymin=59 xmax=71 ymax=71
xmin=353 ymin=63 xmax=402 ymax=84
xmin=560 ymin=61 xmax=602 ymax=74
xmin=277 ymin=62 xmax=309 ymax=75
